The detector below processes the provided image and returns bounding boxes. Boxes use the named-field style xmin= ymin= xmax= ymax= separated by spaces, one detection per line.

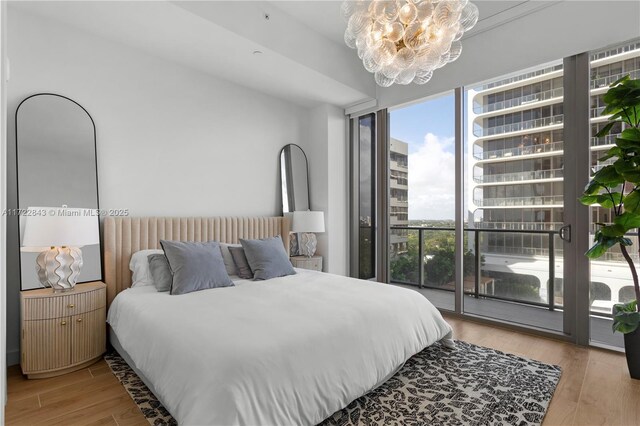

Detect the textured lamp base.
xmin=299 ymin=233 xmax=317 ymax=257
xmin=36 ymin=247 xmax=83 ymax=292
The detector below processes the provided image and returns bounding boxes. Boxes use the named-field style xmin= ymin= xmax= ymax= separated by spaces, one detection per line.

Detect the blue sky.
xmin=389 ymin=93 xmax=457 ymax=221
xmin=390 ymin=93 xmax=455 ymax=154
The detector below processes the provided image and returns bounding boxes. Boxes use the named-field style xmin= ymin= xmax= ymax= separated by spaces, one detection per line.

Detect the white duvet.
xmin=107 ymin=269 xmax=454 ymax=426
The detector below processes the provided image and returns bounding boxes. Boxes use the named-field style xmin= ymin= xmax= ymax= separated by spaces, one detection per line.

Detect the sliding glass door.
xmin=463 ymin=60 xmax=566 ymax=333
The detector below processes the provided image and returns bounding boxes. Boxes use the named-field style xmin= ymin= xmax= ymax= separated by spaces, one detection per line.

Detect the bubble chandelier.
xmin=342 ymin=0 xmax=479 ymax=87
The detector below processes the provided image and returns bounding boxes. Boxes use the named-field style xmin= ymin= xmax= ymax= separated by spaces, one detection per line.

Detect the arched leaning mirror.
xmin=280 ymin=144 xmax=310 ymax=213
xmin=16 ymin=94 xmax=102 ymax=290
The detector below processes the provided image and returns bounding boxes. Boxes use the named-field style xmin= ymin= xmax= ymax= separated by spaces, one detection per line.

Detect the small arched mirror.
xmin=280 ymin=144 xmax=310 ymax=213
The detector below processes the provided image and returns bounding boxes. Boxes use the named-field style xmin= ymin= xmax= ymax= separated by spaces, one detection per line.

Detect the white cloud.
xmin=408 ymin=133 xmax=455 ymax=220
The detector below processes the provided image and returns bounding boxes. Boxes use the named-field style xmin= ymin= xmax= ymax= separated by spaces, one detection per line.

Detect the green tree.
xmin=579 ymin=75 xmax=640 ymax=334
xmin=390 ymin=231 xmax=419 ymax=283
xmin=424 ymin=249 xmax=478 ymax=286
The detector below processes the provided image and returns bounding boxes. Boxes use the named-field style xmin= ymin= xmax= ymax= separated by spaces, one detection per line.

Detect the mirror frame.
xmin=279 ymin=143 xmax=311 ymax=214
xmin=15 ymin=93 xmax=103 ymax=290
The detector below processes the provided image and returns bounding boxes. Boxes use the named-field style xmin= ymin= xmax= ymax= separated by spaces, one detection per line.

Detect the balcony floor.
xmin=393 ymin=284 xmax=624 ymax=348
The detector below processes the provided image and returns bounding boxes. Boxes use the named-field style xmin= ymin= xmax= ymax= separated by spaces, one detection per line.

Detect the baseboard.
xmin=6 ymin=350 xmax=19 ymax=367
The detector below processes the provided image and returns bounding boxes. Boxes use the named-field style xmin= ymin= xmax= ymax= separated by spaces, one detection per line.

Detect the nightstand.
xmin=290 ymin=255 xmax=323 ymax=271
xmin=20 ymin=281 xmax=106 ymax=379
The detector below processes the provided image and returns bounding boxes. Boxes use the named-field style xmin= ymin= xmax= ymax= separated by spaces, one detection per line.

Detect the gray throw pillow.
xmin=147 ymin=253 xmax=172 ymax=292
xmin=220 ymin=243 xmax=239 ymax=276
xmin=160 ymin=240 xmax=234 ymax=295
xmin=229 ymin=246 xmax=253 ymax=279
xmin=240 ymin=236 xmax=296 ymax=280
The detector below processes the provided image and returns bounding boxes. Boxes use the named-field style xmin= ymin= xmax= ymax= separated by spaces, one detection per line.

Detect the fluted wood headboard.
xmin=103 ymin=216 xmax=290 ymax=306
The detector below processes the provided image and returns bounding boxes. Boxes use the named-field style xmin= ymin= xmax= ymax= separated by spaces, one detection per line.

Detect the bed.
xmin=104 ymin=216 xmax=454 ymax=425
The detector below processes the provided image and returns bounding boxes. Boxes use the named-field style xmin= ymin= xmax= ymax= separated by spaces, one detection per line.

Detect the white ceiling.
xmin=9 ymin=0 xmax=556 ymax=109
xmin=268 ymin=1 xmax=536 ymax=45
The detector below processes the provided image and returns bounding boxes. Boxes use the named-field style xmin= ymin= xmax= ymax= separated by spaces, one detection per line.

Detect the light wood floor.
xmin=6 ymin=359 xmax=147 ymax=426
xmin=6 ymin=315 xmax=640 ymax=425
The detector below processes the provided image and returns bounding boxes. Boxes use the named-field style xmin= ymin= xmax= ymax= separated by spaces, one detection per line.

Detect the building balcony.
xmin=474 ymin=114 xmax=564 ymax=138
xmin=390 ymin=197 xmax=408 ymax=207
xmin=591 ymin=133 xmax=620 ymax=148
xmin=390 ymin=179 xmax=408 ymax=190
xmin=474 ymin=195 xmax=563 ymax=207
xmin=591 ymin=69 xmax=640 ymax=91
xmin=473 ymin=87 xmax=563 ymax=115
xmin=591 ymin=42 xmax=640 ymax=64
xmin=390 ymin=234 xmax=408 ymax=244
xmin=390 ymin=216 xmax=408 ymax=226
xmin=473 ymin=168 xmax=563 ymax=184
xmin=474 ymin=221 xmax=563 ymax=231
xmin=475 ymin=64 xmax=563 ymax=93
xmin=590 ymin=106 xmax=608 ymax=119
xmin=473 ymin=141 xmax=563 ymax=161
xmin=591 ymin=159 xmax=616 ymax=173
xmin=390 ymin=160 xmax=408 ymax=171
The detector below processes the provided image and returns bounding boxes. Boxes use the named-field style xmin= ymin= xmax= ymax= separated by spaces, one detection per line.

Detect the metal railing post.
xmin=474 ymin=229 xmax=480 ymax=299
xmin=548 ymin=232 xmax=555 ymax=311
xmin=418 ymin=228 xmax=424 ymax=289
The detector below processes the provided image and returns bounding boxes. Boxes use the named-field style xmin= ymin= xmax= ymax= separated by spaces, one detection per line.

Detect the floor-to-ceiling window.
xmin=588 ymin=40 xmax=640 ymax=348
xmin=352 ymin=113 xmax=376 ymax=280
xmin=388 ymin=93 xmax=456 ymax=311
xmin=350 ymin=38 xmax=640 ymax=347
xmin=463 ymin=60 xmax=565 ymax=332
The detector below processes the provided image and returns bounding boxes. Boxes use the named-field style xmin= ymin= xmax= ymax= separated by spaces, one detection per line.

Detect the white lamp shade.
xmin=292 ymin=211 xmax=325 ymax=233
xmin=22 ymin=206 xmax=100 ymax=249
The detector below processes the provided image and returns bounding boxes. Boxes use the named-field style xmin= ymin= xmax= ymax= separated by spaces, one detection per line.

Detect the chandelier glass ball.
xmin=342 ymin=0 xmax=479 ymax=87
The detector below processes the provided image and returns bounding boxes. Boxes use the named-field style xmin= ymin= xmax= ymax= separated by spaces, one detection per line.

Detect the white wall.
xmin=5 ymin=8 xmax=311 ymax=364
xmin=1 ymin=0 xmax=7 ymax=416
xmin=377 ymin=1 xmax=640 ymax=109
xmin=303 ymin=104 xmax=348 ymax=275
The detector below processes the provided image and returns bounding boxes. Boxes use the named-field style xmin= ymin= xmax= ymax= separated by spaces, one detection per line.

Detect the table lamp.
xmin=21 ymin=206 xmax=100 ymax=292
xmin=292 ymin=211 xmax=325 ymax=257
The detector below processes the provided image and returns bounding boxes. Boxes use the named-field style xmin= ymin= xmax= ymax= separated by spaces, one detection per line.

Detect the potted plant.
xmin=580 ymin=75 xmax=640 ymax=379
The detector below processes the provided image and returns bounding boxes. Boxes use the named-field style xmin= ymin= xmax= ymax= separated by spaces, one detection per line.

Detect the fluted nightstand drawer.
xmin=21 ymin=281 xmax=107 ymax=379
xmin=290 ymin=256 xmax=323 ymax=271
xmin=21 ymin=282 xmax=106 ymax=320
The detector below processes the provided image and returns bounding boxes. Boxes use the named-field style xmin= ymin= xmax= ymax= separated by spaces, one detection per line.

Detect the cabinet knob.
xmin=76 ymin=318 xmax=83 ymax=323
xmin=67 ymin=303 xmax=75 ymax=308
xmin=60 ymin=321 xmax=67 ymax=326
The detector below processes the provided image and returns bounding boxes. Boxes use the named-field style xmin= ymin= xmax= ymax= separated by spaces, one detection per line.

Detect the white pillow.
xmin=220 ymin=243 xmax=240 ymax=276
xmin=129 ymin=249 xmax=164 ymax=287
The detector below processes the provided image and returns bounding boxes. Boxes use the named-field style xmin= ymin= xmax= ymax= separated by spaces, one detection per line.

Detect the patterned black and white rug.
xmin=105 ymin=341 xmax=561 ymax=426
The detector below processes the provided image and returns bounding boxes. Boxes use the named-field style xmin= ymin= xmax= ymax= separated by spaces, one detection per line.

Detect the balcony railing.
xmin=591 ymin=159 xmax=616 ymax=173
xmin=474 ymin=87 xmax=564 ymax=114
xmin=475 ymin=221 xmax=563 ymax=231
xmin=390 ymin=160 xmax=408 ymax=170
xmin=389 ymin=226 xmax=561 ymax=310
xmin=475 ymin=114 xmax=564 ymax=137
xmin=390 ymin=226 xmax=640 ymax=315
xmin=591 ymin=133 xmax=621 ymax=148
xmin=590 ymin=43 xmax=640 ymax=62
xmin=477 ymin=64 xmax=563 ymax=91
xmin=590 ymin=106 xmax=607 ymax=118
xmin=474 ymin=141 xmax=563 ymax=160
xmin=474 ymin=195 xmax=564 ymax=207
xmin=474 ymin=168 xmax=563 ymax=184
xmin=591 ymin=69 xmax=640 ymax=90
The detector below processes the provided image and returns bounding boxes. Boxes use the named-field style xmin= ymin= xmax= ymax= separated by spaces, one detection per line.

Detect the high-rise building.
xmin=467 ymin=40 xmax=640 ymax=307
xmin=390 ymin=138 xmax=409 ymax=256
